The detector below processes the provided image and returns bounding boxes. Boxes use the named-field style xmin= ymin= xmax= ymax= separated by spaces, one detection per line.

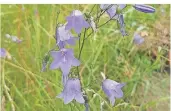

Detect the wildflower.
xmin=133 ymin=4 xmax=155 ymax=13
xmin=102 ymin=79 xmax=125 ymax=106
xmin=0 ymin=48 xmax=11 ymax=59
xmin=133 ymin=33 xmax=144 ymax=45
xmin=118 ymin=14 xmax=128 ymax=36
xmin=56 ymin=24 xmax=78 ymax=49
xmin=100 ymin=4 xmax=118 ymax=19
xmin=50 ymin=48 xmax=80 ymax=75
xmin=65 ymin=10 xmax=90 ymax=34
xmin=0 ymin=48 xmax=6 ymax=58
xmin=57 ymin=78 xmax=85 ymax=104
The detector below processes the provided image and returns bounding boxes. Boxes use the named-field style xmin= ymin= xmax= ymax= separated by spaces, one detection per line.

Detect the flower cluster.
xmin=49 ymin=10 xmax=89 ymax=104
xmin=42 ymin=4 xmax=155 ymax=110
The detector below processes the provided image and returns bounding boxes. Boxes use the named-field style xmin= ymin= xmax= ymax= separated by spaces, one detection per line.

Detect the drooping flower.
xmin=57 ymin=78 xmax=85 ymax=104
xmin=100 ymin=4 xmax=126 ymax=19
xmin=100 ymin=4 xmax=118 ymax=19
xmin=0 ymin=48 xmax=7 ymax=58
xmin=65 ymin=10 xmax=90 ymax=34
xmin=50 ymin=48 xmax=80 ymax=75
xmin=102 ymin=79 xmax=125 ymax=106
xmin=133 ymin=33 xmax=144 ymax=45
xmin=133 ymin=4 xmax=155 ymax=13
xmin=118 ymin=14 xmax=128 ymax=36
xmin=56 ymin=24 xmax=78 ymax=49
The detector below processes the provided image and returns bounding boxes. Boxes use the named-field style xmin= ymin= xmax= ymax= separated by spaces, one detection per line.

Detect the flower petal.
xmin=117 ymin=83 xmax=125 ymax=88
xmin=113 ymin=88 xmax=123 ymax=98
xmin=66 ymin=37 xmax=78 ymax=45
xmin=0 ymin=48 xmax=6 ymax=58
xmin=133 ymin=4 xmax=155 ymax=13
xmin=50 ymin=51 xmax=62 ymax=59
xmin=60 ymin=62 xmax=72 ymax=76
xmin=72 ymin=57 xmax=80 ymax=66
xmin=75 ymin=93 xmax=85 ymax=104
xmin=63 ymin=92 xmax=74 ymax=104
xmin=50 ymin=60 xmax=60 ymax=70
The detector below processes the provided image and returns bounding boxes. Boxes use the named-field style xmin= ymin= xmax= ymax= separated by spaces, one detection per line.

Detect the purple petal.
xmin=106 ymin=5 xmax=117 ymax=18
xmin=57 ymin=41 xmax=65 ymax=49
xmin=74 ymin=24 xmax=82 ymax=34
xmin=83 ymin=21 xmax=90 ymax=28
xmin=75 ymin=93 xmax=85 ymax=104
xmin=66 ymin=37 xmax=78 ymax=45
xmin=117 ymin=83 xmax=125 ymax=88
xmin=60 ymin=62 xmax=72 ymax=76
xmin=66 ymin=11 xmax=89 ymax=34
xmin=65 ymin=17 xmax=73 ymax=30
xmin=114 ymin=88 xmax=123 ymax=98
xmin=0 ymin=48 xmax=6 ymax=58
xmin=50 ymin=51 xmax=62 ymax=69
xmin=50 ymin=51 xmax=62 ymax=59
xmin=63 ymin=91 xmax=74 ymax=104
xmin=133 ymin=33 xmax=144 ymax=45
xmin=50 ymin=61 xmax=60 ymax=69
xmin=63 ymin=48 xmax=74 ymax=56
xmin=71 ymin=57 xmax=80 ymax=66
xmin=133 ymin=4 xmax=155 ymax=13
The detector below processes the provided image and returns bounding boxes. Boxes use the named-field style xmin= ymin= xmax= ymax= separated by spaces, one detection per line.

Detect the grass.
xmin=0 ymin=4 xmax=170 ymax=111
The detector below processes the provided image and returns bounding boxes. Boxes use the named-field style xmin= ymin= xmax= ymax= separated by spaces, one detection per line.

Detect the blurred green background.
xmin=0 ymin=4 xmax=170 ymax=111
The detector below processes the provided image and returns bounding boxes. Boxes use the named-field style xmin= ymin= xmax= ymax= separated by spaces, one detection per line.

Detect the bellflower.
xmin=133 ymin=33 xmax=144 ymax=45
xmin=118 ymin=14 xmax=128 ymax=36
xmin=133 ymin=4 xmax=155 ymax=13
xmin=102 ymin=79 xmax=125 ymax=106
xmin=0 ymin=48 xmax=6 ymax=58
xmin=50 ymin=48 xmax=80 ymax=75
xmin=100 ymin=4 xmax=118 ymax=19
xmin=57 ymin=78 xmax=85 ymax=104
xmin=56 ymin=24 xmax=78 ymax=49
xmin=65 ymin=10 xmax=90 ymax=34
